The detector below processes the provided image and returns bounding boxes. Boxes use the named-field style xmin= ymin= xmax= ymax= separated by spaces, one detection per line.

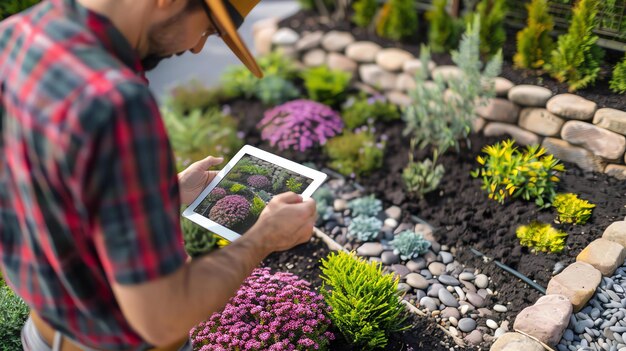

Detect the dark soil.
xmin=278 ymin=10 xmax=626 ymax=111
xmin=262 ymin=237 xmax=452 ymax=351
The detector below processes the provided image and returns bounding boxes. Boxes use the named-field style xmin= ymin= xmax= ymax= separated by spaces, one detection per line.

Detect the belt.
xmin=30 ymin=312 xmax=186 ymax=351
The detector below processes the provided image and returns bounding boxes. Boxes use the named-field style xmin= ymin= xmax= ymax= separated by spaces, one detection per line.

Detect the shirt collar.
xmin=51 ymin=0 xmax=146 ymax=78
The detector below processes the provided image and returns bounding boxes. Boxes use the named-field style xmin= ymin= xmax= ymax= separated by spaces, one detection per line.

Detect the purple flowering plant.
xmin=208 ymin=187 xmax=227 ymax=202
xmin=191 ymin=268 xmax=335 ymax=351
xmin=247 ymin=175 xmax=271 ymax=190
xmin=208 ymin=195 xmax=251 ymax=228
xmin=257 ymin=99 xmax=344 ymax=152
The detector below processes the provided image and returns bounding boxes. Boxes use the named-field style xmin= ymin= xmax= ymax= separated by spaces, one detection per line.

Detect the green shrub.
xmin=404 ymin=22 xmax=501 ymax=156
xmin=610 ymin=54 xmax=626 ymax=94
xmin=472 ymin=0 xmax=507 ymax=57
xmin=255 ymin=75 xmax=300 ymax=105
xmin=301 ymin=66 xmax=352 ymax=107
xmin=250 ymin=196 xmax=266 ymax=217
xmin=471 ymin=139 xmax=565 ymax=208
xmin=348 ymin=195 xmax=382 ymax=217
xmin=513 ymin=0 xmax=554 ymax=70
xmin=402 ymin=149 xmax=445 ymax=198
xmin=390 ymin=230 xmax=432 ymax=260
xmin=0 ymin=0 xmax=39 ymax=20
xmin=272 ymin=170 xmax=289 ymax=193
xmin=376 ymin=0 xmax=419 ymax=41
xmin=256 ymin=190 xmax=273 ymax=202
xmin=182 ymin=216 xmax=218 ymax=258
xmin=0 ymin=284 xmax=29 ymax=351
xmin=233 ymin=165 xmax=270 ymax=176
xmin=348 ymin=216 xmax=383 ymax=241
xmin=166 ymin=81 xmax=225 ymax=115
xmin=162 ymin=107 xmax=242 ymax=171
xmin=325 ymin=130 xmax=384 ymax=178
xmin=320 ymin=251 xmax=408 ymax=350
xmin=553 ymin=193 xmax=595 ymax=225
xmin=341 ymin=95 xmax=400 ymax=130
xmin=352 ymin=0 xmax=379 ymax=27
xmin=229 ymin=183 xmax=247 ymax=193
xmin=548 ymin=0 xmax=604 ymax=91
xmin=426 ymin=0 xmax=464 ymax=53
xmin=516 ymin=221 xmax=567 ymax=253
xmin=286 ymin=177 xmax=303 ymax=193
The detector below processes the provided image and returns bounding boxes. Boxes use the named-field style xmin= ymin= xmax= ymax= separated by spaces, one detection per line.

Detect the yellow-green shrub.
xmin=324 ymin=129 xmax=384 ymax=178
xmin=376 ymin=0 xmax=418 ymax=41
xmin=513 ymin=0 xmax=554 ymax=70
xmin=352 ymin=0 xmax=379 ymax=27
xmin=426 ymin=0 xmax=463 ymax=53
xmin=516 ymin=221 xmax=567 ymax=253
xmin=472 ymin=0 xmax=507 ymax=57
xmin=553 ymin=193 xmax=595 ymax=225
xmin=610 ymin=54 xmax=626 ymax=94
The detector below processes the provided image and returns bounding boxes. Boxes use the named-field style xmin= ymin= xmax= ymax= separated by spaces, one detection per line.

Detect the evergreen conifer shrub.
xmin=610 ymin=54 xmax=626 ymax=94
xmin=426 ymin=0 xmax=463 ymax=53
xmin=548 ymin=0 xmax=604 ymax=92
xmin=473 ymin=0 xmax=507 ymax=57
xmin=352 ymin=0 xmax=379 ymax=27
xmin=376 ymin=0 xmax=419 ymax=41
xmin=513 ymin=0 xmax=554 ymax=70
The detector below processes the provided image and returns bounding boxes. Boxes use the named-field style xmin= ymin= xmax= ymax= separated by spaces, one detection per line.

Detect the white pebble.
xmin=460 ymin=305 xmax=470 ymax=315
xmin=383 ymin=218 xmax=398 ymax=228
xmin=449 ymin=316 xmax=458 ymax=326
xmin=449 ymin=326 xmax=459 ymax=337
xmin=494 ymin=304 xmax=508 ymax=313
xmin=486 ymin=319 xmax=498 ymax=329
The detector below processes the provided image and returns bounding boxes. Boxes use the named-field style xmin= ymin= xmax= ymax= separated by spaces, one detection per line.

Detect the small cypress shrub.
xmin=352 ymin=0 xmax=379 ymax=27
xmin=610 ymin=54 xmax=626 ymax=94
xmin=320 ymin=251 xmax=408 ymax=350
xmin=425 ymin=0 xmax=463 ymax=53
xmin=513 ymin=0 xmax=554 ymax=70
xmin=548 ymin=0 xmax=604 ymax=92
xmin=473 ymin=0 xmax=507 ymax=57
xmin=376 ymin=0 xmax=419 ymax=41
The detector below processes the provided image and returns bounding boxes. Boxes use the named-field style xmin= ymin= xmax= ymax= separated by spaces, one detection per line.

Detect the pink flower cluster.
xmin=257 ymin=99 xmax=344 ymax=152
xmin=247 ymin=175 xmax=270 ymax=189
xmin=208 ymin=195 xmax=250 ymax=228
xmin=208 ymin=187 xmax=227 ymax=201
xmin=191 ymin=268 xmax=334 ymax=351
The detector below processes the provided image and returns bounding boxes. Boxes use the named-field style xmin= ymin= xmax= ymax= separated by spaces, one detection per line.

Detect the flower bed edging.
xmin=490 ymin=220 xmax=626 ymax=351
xmin=252 ymin=21 xmax=626 ymax=181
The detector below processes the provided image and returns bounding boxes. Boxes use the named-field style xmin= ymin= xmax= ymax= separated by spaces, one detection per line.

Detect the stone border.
xmin=252 ymin=22 xmax=626 ymax=181
xmin=490 ymin=220 xmax=626 ymax=350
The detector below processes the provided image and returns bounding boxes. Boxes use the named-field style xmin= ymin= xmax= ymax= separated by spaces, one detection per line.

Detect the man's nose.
xmin=190 ymin=34 xmax=209 ymax=54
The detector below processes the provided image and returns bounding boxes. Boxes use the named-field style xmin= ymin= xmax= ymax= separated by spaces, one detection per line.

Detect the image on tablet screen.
xmin=194 ymin=155 xmax=314 ymax=233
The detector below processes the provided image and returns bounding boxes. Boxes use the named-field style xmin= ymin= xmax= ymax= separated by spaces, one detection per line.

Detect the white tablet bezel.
xmin=182 ymin=145 xmax=327 ymax=242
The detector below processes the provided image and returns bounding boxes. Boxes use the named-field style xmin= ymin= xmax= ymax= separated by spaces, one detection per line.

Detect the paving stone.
xmin=577 ymin=238 xmax=626 ymax=276
xmin=402 ymin=59 xmax=436 ymax=76
xmin=295 ymin=30 xmax=323 ymax=51
xmin=254 ymin=26 xmax=276 ymax=56
xmin=513 ymin=294 xmax=573 ymax=346
xmin=508 ymin=84 xmax=553 ymax=107
xmin=458 ymin=318 xmax=477 ymax=333
xmin=542 ymin=137 xmax=606 ymax=172
xmin=547 ymin=94 xmax=597 ymax=121
xmin=395 ymin=73 xmax=417 ymax=92
xmin=356 ymin=242 xmax=384 ymax=257
xmin=381 ymin=251 xmax=400 ymax=265
xmin=490 ymin=332 xmax=545 ymax=351
xmin=593 ymin=108 xmax=626 ymax=136
xmin=547 ymin=261 xmax=602 ymax=312
xmin=429 ymin=262 xmax=446 ymax=276
xmin=376 ymin=48 xmax=414 ymax=72
xmin=439 ymin=288 xmax=460 ymax=307
xmin=561 ymin=120 xmax=626 ymax=161
xmin=432 ymin=65 xmax=463 ymax=82
xmin=386 ymin=91 xmax=411 ymax=107
xmin=406 ymin=273 xmax=429 ymax=290
xmin=484 ymin=122 xmax=541 ymax=146
xmin=605 ymin=164 xmax=626 ymax=180
xmin=326 ymin=52 xmax=357 ymax=73
xmin=476 ymin=98 xmax=520 ymax=123
xmin=272 ymin=28 xmax=299 ymax=46
xmin=360 ymin=64 xmax=397 ymax=90
xmin=302 ymin=49 xmax=326 ymax=67
xmin=345 ymin=41 xmax=382 ymax=63
xmin=495 ymin=77 xmax=514 ymax=96
xmin=518 ymin=108 xmax=566 ymax=136
xmin=602 ymin=221 xmax=626 ymax=247
xmin=384 ymin=206 xmax=402 ymax=221
xmin=321 ymin=30 xmax=354 ymax=52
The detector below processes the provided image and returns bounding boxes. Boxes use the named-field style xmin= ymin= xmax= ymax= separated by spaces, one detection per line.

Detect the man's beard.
xmin=141 ymin=54 xmax=172 ymax=72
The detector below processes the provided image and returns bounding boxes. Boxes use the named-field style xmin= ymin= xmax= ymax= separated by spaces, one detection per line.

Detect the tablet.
xmin=182 ymin=145 xmax=327 ymax=242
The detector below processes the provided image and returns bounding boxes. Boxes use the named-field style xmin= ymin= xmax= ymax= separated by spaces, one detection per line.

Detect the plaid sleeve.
xmin=82 ymin=80 xmax=187 ymax=285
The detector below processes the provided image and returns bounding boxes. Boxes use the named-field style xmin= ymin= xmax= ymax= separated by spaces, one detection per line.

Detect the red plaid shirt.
xmin=0 ymin=0 xmax=188 ymax=349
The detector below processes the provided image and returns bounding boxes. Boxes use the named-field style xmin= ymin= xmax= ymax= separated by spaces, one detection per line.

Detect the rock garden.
xmin=1 ymin=0 xmax=626 ymax=351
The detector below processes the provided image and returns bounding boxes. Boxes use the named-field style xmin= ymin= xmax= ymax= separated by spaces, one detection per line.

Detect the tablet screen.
xmin=194 ymin=154 xmax=314 ymax=234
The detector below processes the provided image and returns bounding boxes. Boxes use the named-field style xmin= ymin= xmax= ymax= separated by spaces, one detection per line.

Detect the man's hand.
xmin=247 ymin=192 xmax=317 ymax=254
xmin=178 ymin=156 xmax=223 ymax=206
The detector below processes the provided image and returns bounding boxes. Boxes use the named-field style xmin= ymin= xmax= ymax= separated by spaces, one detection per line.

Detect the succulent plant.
xmin=390 ymin=230 xmax=432 ymax=260
xmin=348 ymin=216 xmax=383 ymax=242
xmin=247 ymin=175 xmax=270 ymax=190
xmin=208 ymin=195 xmax=251 ymax=228
xmin=257 ymin=99 xmax=344 ymax=152
xmin=256 ymin=190 xmax=273 ymax=203
xmin=208 ymin=187 xmax=227 ymax=202
xmin=286 ymin=177 xmax=303 ymax=193
xmin=316 ymin=201 xmax=334 ymax=225
xmin=349 ymin=195 xmax=382 ymax=218
xmin=313 ymin=186 xmax=334 ymax=205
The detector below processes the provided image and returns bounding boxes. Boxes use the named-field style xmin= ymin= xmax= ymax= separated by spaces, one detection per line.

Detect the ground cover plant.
xmin=300 ymin=66 xmax=352 ymax=107
xmin=553 ymin=193 xmax=595 ymax=225
xmin=341 ymin=95 xmax=400 ymax=130
xmin=191 ymin=268 xmax=334 ymax=351
xmin=516 ymin=221 xmax=568 ymax=253
xmin=324 ymin=127 xmax=385 ymax=179
xmin=320 ymin=251 xmax=408 ymax=350
xmin=390 ymin=230 xmax=431 ymax=260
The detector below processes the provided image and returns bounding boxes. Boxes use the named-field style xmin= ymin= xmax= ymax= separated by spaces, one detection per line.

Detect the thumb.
xmin=191 ymin=156 xmax=224 ymax=170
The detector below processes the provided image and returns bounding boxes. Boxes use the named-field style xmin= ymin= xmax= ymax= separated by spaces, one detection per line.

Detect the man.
xmin=0 ymin=0 xmax=317 ymax=350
